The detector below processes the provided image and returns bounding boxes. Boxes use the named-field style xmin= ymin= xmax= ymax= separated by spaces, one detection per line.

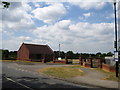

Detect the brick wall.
xmin=54 ymin=60 xmax=67 ymax=64
xmin=102 ymin=64 xmax=116 ymax=73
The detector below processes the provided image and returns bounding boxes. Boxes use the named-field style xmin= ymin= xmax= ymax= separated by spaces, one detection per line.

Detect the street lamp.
xmin=113 ymin=0 xmax=119 ymax=77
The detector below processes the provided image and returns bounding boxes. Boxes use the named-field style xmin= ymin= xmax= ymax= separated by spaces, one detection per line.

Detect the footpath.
xmin=64 ymin=67 xmax=119 ymax=89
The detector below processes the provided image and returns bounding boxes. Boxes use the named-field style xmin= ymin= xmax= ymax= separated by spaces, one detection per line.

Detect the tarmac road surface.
xmin=2 ymin=62 xmax=97 ymax=90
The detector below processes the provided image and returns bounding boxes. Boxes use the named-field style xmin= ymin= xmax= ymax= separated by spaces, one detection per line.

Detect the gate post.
xmin=53 ymin=55 xmax=55 ymax=63
xmin=79 ymin=55 xmax=83 ymax=65
xmin=65 ymin=56 xmax=68 ymax=64
xmin=98 ymin=55 xmax=102 ymax=69
xmin=89 ymin=56 xmax=93 ymax=68
xmin=88 ymin=55 xmax=93 ymax=68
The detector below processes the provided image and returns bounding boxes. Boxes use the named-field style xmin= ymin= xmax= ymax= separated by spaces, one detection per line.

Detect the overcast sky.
xmin=1 ymin=1 xmax=120 ymax=53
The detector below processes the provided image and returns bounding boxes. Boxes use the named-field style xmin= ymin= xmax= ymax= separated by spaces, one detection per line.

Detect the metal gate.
xmin=92 ymin=59 xmax=98 ymax=68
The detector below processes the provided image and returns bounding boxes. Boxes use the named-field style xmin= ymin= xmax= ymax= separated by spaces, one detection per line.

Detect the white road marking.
xmin=6 ymin=77 xmax=34 ymax=90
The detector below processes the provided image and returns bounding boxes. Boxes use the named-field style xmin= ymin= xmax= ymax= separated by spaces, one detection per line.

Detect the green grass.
xmin=38 ymin=67 xmax=84 ymax=79
xmin=1 ymin=60 xmax=42 ymax=63
xmin=1 ymin=60 xmax=16 ymax=62
xmin=63 ymin=65 xmax=85 ymax=68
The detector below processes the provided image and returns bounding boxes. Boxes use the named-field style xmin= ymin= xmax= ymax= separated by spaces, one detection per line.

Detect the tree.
xmin=9 ymin=51 xmax=17 ymax=60
xmin=107 ymin=52 xmax=113 ymax=56
xmin=54 ymin=51 xmax=65 ymax=58
xmin=2 ymin=50 xmax=9 ymax=59
xmin=96 ymin=52 xmax=101 ymax=56
xmin=66 ymin=51 xmax=74 ymax=59
xmin=2 ymin=2 xmax=10 ymax=8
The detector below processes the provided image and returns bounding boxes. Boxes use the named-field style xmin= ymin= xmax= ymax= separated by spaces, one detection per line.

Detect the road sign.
xmin=114 ymin=51 xmax=118 ymax=61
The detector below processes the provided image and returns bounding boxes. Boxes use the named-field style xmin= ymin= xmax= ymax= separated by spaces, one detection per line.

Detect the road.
xmin=2 ymin=61 xmax=96 ymax=89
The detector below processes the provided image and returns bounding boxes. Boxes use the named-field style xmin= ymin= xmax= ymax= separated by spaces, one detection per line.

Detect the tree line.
xmin=54 ymin=51 xmax=114 ymax=59
xmin=0 ymin=49 xmax=17 ymax=60
xmin=1 ymin=49 xmax=118 ymax=60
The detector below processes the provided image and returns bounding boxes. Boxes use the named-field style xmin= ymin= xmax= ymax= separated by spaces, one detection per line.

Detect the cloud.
xmin=106 ymin=13 xmax=114 ymax=19
xmin=1 ymin=2 xmax=36 ymax=50
xmin=1 ymin=2 xmax=35 ymax=32
xmin=118 ymin=2 xmax=120 ymax=18
xmin=2 ymin=19 xmax=114 ymax=53
xmin=31 ymin=3 xmax=67 ymax=24
xmin=70 ymin=1 xmax=106 ymax=10
xmin=34 ymin=3 xmax=41 ymax=8
xmin=18 ymin=36 xmax=31 ymax=41
xmin=83 ymin=12 xmax=92 ymax=18
xmin=2 ymin=36 xmax=31 ymax=51
xmin=1 ymin=2 xmax=115 ymax=53
xmin=32 ymin=20 xmax=114 ymax=53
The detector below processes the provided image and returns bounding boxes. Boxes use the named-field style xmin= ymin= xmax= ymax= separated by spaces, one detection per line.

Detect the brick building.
xmin=17 ymin=43 xmax=54 ymax=62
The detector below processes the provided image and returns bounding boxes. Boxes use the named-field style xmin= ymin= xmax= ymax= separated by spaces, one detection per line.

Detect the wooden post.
xmin=88 ymin=55 xmax=93 ymax=68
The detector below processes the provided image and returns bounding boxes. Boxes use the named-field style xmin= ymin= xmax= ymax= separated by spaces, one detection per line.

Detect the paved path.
xmin=80 ymin=68 xmax=107 ymax=79
xmin=67 ymin=67 xmax=119 ymax=89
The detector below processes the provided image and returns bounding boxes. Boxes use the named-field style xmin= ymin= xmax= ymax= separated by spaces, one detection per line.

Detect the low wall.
xmin=102 ymin=64 xmax=116 ymax=73
xmin=54 ymin=60 xmax=67 ymax=64
xmin=83 ymin=62 xmax=91 ymax=68
xmin=72 ymin=59 xmax=79 ymax=64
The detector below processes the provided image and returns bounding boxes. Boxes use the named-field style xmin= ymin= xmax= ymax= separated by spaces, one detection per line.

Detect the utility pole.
xmin=58 ymin=44 xmax=61 ymax=60
xmin=113 ymin=1 xmax=119 ymax=77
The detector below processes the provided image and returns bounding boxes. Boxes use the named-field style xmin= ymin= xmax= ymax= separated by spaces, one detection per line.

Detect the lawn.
xmin=38 ymin=67 xmax=84 ymax=79
xmin=63 ymin=65 xmax=85 ymax=68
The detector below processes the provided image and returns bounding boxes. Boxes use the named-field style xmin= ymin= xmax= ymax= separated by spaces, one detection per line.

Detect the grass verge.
xmin=38 ymin=67 xmax=84 ymax=79
xmin=62 ymin=65 xmax=85 ymax=68
xmin=1 ymin=60 xmax=43 ymax=63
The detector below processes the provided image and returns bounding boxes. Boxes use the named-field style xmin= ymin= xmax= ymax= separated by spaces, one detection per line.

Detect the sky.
xmin=0 ymin=0 xmax=120 ymax=53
